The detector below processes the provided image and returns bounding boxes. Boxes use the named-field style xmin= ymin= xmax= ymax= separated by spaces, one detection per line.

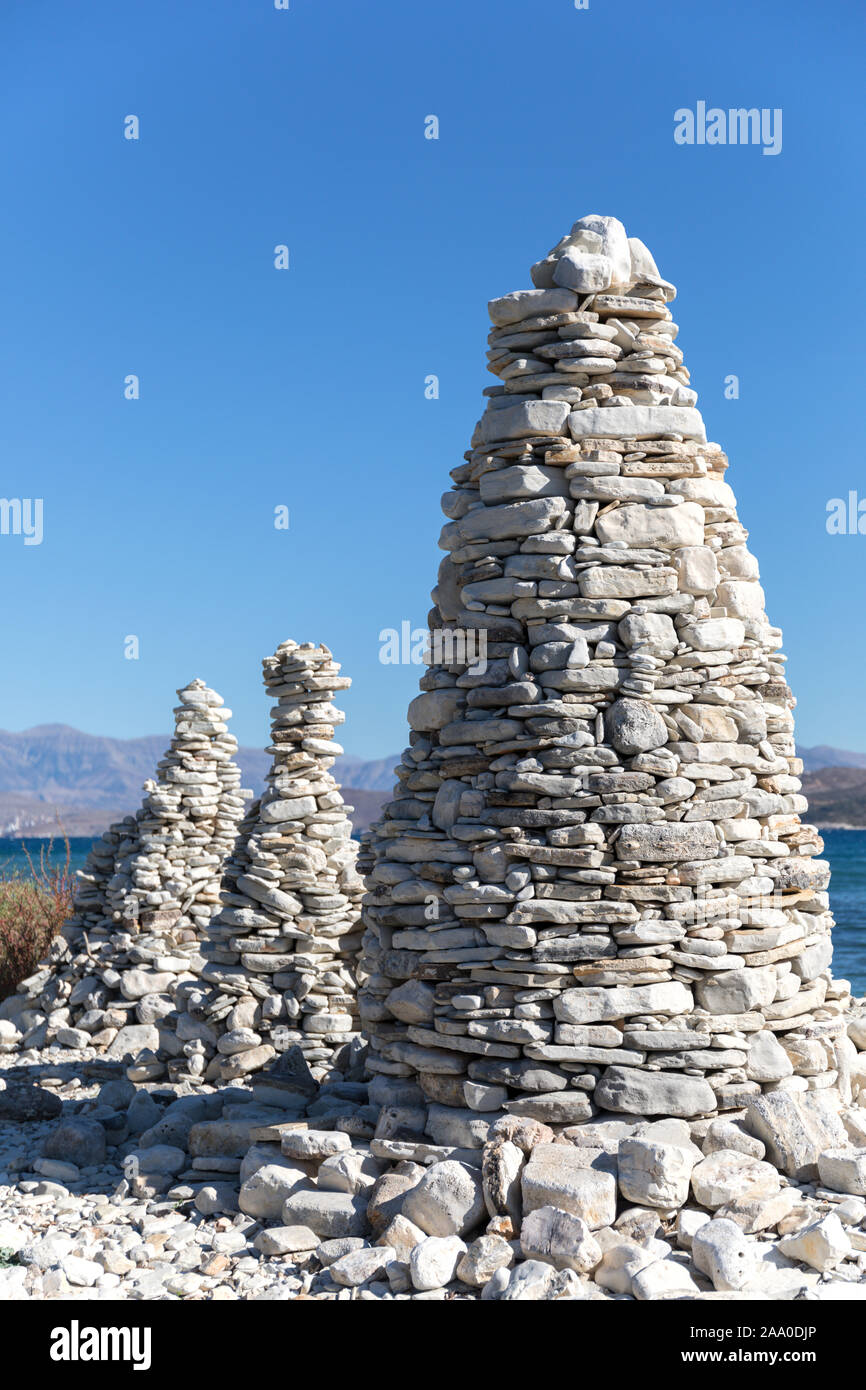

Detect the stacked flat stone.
xmin=104 ymin=680 xmax=249 ymax=939
xmin=174 ymin=642 xmax=364 ymax=1085
xmin=0 ymin=680 xmax=250 ymax=1060
xmin=359 ymin=214 xmax=848 ymax=1148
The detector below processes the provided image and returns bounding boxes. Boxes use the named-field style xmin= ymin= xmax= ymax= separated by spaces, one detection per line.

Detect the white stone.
xmin=779 ymin=1214 xmax=851 ymax=1273
xmin=410 ymin=1235 xmax=467 ymax=1291
xmin=631 ymin=1258 xmax=702 ymax=1300
xmin=817 ymin=1148 xmax=866 ymax=1197
xmin=692 ymin=1218 xmax=757 ymax=1292
xmin=488 ymin=288 xmax=579 ymax=326
xmin=618 ymin=1137 xmax=698 ymax=1209
xmin=521 ymin=1145 xmax=617 ymax=1228
xmin=568 ymin=407 xmax=706 ymax=444
xmin=747 ymin=1031 xmax=794 ymax=1083
xmin=690 ymin=1150 xmax=781 ymax=1209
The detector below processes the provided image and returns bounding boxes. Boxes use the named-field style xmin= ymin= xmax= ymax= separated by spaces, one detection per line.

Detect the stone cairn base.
xmin=0 ymin=680 xmax=249 ymax=1064
xmin=169 ymin=642 xmax=364 ymax=1087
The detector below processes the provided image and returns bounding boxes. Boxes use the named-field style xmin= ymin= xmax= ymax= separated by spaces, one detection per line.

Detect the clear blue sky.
xmin=0 ymin=0 xmax=863 ymax=757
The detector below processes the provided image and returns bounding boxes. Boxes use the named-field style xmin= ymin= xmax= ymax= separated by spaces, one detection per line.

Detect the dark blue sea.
xmin=1 ymin=831 xmax=865 ymax=992
xmin=819 ymin=830 xmax=866 ymax=995
xmin=0 ymin=836 xmax=95 ymax=879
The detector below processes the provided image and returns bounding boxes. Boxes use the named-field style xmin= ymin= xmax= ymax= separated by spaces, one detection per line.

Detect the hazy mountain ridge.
xmin=0 ymin=724 xmax=396 ymax=837
xmin=797 ymin=745 xmax=866 ymax=773
xmin=799 ymin=768 xmax=866 ymax=828
xmin=0 ymin=725 xmax=862 ymax=838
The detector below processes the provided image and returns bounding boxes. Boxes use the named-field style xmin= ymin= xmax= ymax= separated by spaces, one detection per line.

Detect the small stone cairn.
xmin=0 ymin=680 xmax=249 ymax=1062
xmin=172 ymin=642 xmax=364 ymax=1086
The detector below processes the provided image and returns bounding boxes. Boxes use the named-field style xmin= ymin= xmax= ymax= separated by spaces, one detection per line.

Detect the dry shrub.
xmin=0 ymin=836 xmax=77 ymax=1000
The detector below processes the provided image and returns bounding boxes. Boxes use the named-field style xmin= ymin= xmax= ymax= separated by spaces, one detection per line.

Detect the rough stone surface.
xmin=355 ymin=214 xmax=847 ymax=1159
xmin=176 ymin=642 xmax=364 ymax=1084
xmin=2 ymin=680 xmax=250 ymax=1066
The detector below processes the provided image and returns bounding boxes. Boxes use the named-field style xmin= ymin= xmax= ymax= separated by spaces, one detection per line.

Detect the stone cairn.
xmin=219 ymin=228 xmax=866 ymax=1300
xmin=1 ymin=680 xmax=249 ymax=1062
xmin=358 ymin=213 xmax=851 ymax=1145
xmin=171 ymin=641 xmax=364 ymax=1087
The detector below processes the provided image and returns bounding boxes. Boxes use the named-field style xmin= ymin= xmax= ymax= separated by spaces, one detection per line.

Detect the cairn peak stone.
xmin=358 ymin=210 xmax=851 ymax=1166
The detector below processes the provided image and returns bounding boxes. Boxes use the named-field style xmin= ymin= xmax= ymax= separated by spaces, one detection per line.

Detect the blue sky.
xmin=0 ymin=0 xmax=863 ymax=757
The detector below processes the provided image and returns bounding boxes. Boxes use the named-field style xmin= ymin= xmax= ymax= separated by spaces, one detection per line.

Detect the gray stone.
xmin=605 ymin=699 xmax=667 ymax=755
xmin=402 ymin=1161 xmax=486 ymax=1238
xmin=480 ymin=401 xmax=570 ymax=446
xmin=43 ymin=1118 xmax=106 ymax=1168
xmin=129 ymin=1144 xmax=186 ymax=1176
xmin=281 ymin=1189 xmax=370 ymax=1239
xmin=105 ymin=1024 xmax=161 ymax=1060
xmin=0 ymin=1084 xmax=62 ymax=1122
xmin=254 ymin=1225 xmax=319 ymax=1256
xmin=594 ymin=1067 xmax=716 ymax=1118
xmin=280 ymin=1129 xmax=352 ymax=1161
xmin=616 ymin=822 xmax=718 ymax=864
xmin=425 ymin=1106 xmax=491 ymax=1150
xmin=238 ymin=1162 xmax=311 ymax=1219
xmin=330 ymin=1246 xmax=395 ymax=1288
xmin=126 ymin=1090 xmax=162 ymax=1135
xmin=521 ymin=1145 xmax=617 ymax=1228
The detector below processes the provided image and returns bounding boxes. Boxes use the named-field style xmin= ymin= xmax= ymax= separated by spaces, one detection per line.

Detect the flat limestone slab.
xmin=593 ymin=1065 xmax=717 ymax=1117
xmin=568 ymin=405 xmax=707 ymax=442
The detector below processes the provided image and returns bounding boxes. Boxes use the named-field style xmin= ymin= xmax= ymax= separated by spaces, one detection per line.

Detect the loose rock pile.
xmin=358 ymin=214 xmax=848 ymax=1150
xmin=6 ymin=1017 xmax=866 ymax=1301
xmin=170 ymin=643 xmax=364 ymax=1088
xmin=0 ymin=681 xmax=249 ymax=1063
xmin=222 ymin=1023 xmax=866 ymax=1301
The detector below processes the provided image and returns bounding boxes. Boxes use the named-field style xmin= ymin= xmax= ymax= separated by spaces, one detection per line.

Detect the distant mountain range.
xmin=797 ymin=745 xmax=866 ymax=773
xmin=798 ymin=768 xmax=866 ymax=829
xmin=0 ymin=724 xmax=864 ymax=838
xmin=0 ymin=724 xmax=397 ymax=838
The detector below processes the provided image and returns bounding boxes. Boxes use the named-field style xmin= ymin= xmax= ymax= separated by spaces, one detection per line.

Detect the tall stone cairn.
xmin=359 ymin=214 xmax=850 ymax=1147
xmin=0 ymin=680 xmax=250 ymax=1059
xmin=175 ymin=641 xmax=364 ymax=1085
